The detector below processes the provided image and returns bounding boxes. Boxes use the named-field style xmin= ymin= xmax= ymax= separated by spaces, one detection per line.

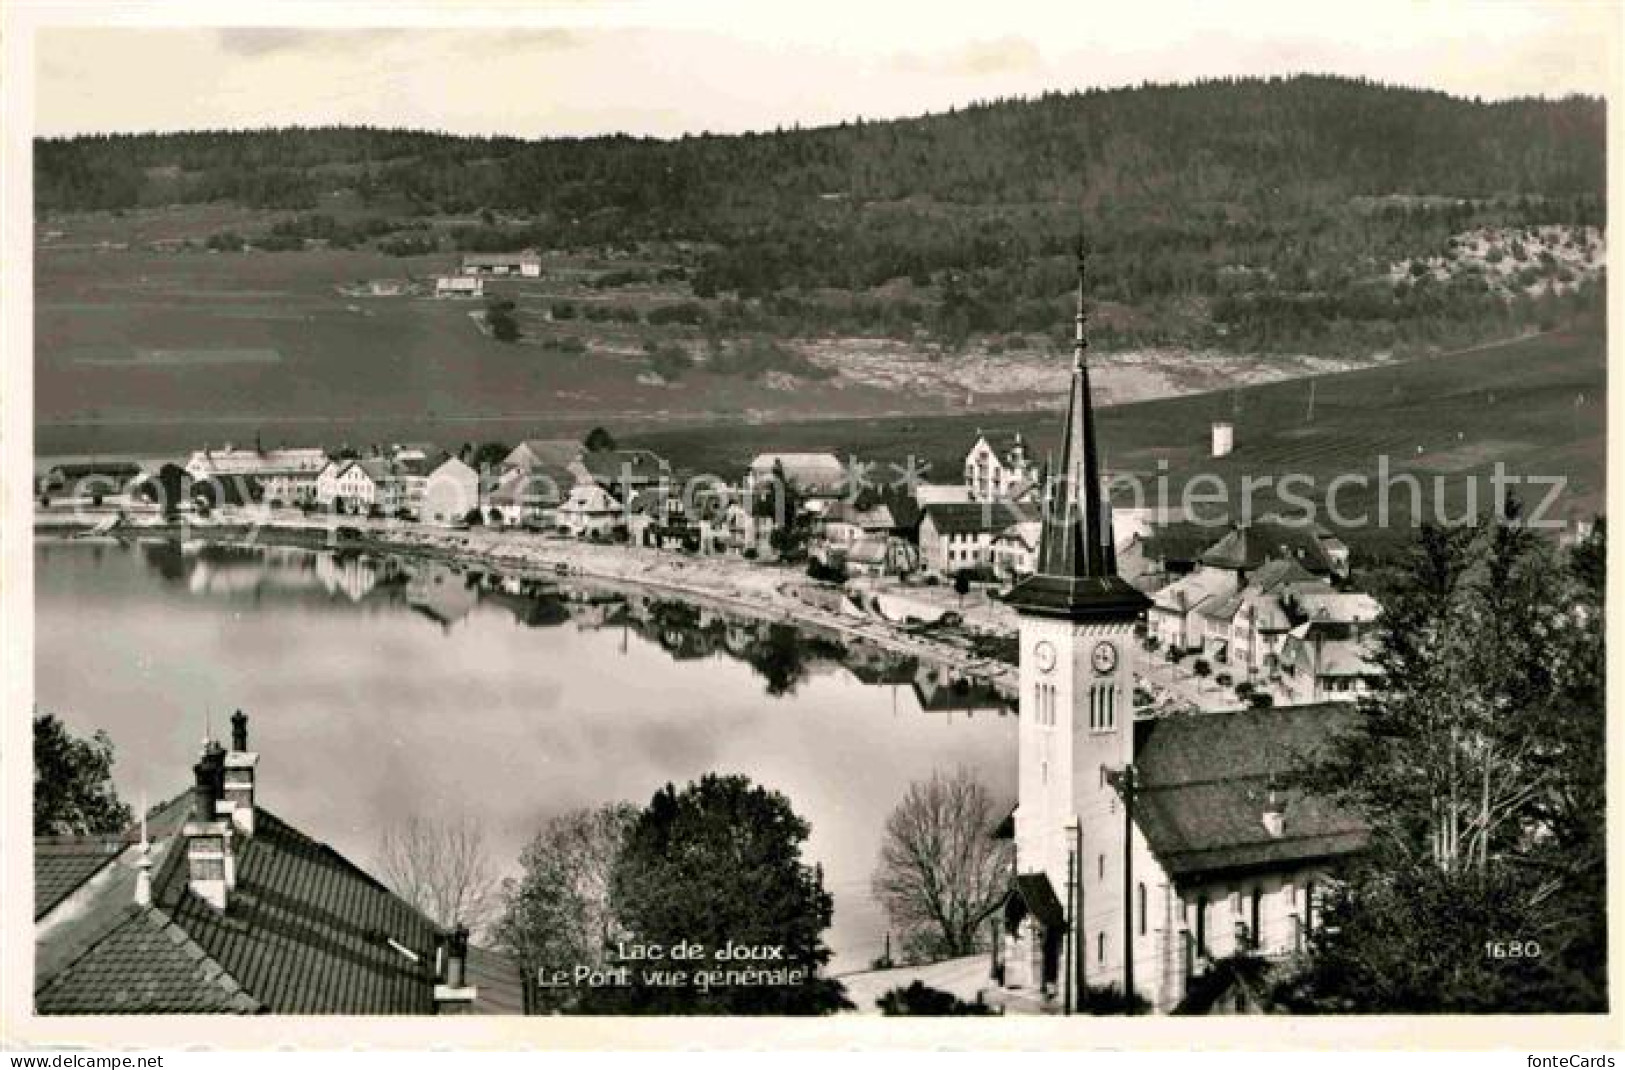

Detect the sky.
xmin=28 ymin=1 xmax=1619 ymax=139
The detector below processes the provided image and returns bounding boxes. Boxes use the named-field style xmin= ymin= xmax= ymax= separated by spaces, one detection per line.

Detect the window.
xmin=1098 ymin=853 xmax=1105 ymax=881
xmin=1097 ymin=932 xmax=1105 ymax=964
xmin=1305 ymin=879 xmax=1317 ymax=933
xmin=1138 ymin=882 xmax=1147 ymax=936
xmin=1250 ymin=888 xmax=1263 ymax=950
xmin=1196 ymin=895 xmax=1209 ymax=954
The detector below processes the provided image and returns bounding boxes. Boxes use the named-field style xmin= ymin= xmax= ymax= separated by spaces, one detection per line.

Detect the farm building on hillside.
xmin=435 ymin=275 xmax=484 ymax=298
xmin=461 ymin=250 xmax=542 ymax=277
xmin=918 ymin=502 xmax=1030 ymax=577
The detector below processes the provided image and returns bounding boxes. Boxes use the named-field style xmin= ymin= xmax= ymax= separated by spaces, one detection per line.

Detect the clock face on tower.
xmin=1091 ymin=640 xmax=1118 ymax=675
xmin=1033 ymin=640 xmax=1057 ymax=674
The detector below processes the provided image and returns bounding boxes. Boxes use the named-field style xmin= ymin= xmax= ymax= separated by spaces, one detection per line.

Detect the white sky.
xmin=28 ymin=1 xmax=1620 ymax=138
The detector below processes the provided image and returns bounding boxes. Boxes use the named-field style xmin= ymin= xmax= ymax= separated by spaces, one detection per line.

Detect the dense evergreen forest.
xmin=36 ymin=76 xmax=1607 ymax=355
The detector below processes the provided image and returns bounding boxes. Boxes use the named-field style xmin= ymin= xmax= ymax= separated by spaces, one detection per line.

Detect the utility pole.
xmin=1064 ymin=841 xmax=1076 ymax=1015
xmin=1074 ymin=819 xmax=1086 ymax=1007
xmin=1123 ymin=763 xmax=1136 ymax=1013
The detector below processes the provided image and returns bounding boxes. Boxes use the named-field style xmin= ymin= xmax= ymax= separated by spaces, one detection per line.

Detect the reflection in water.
xmin=35 ymin=538 xmax=1014 ymax=972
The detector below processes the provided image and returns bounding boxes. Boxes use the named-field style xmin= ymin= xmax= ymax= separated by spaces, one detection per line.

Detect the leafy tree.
xmin=583 ymin=427 xmax=617 ymax=453
xmin=496 ymin=803 xmax=639 ymax=1013
xmin=952 ymin=570 xmax=972 ymax=605
xmin=486 ymin=299 xmax=520 ymax=342
xmin=598 ymin=774 xmax=850 ymax=1014
xmin=765 ymin=460 xmax=810 ymax=561
xmin=463 ymin=506 xmax=484 ymax=527
xmin=1286 ymin=515 xmax=1606 ymax=1012
xmin=470 ymin=441 xmax=510 ymax=471
xmin=34 ymin=712 xmax=132 ymax=836
xmin=872 ymin=767 xmax=1013 ymax=962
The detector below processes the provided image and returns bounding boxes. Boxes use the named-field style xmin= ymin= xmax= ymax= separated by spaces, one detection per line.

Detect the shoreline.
xmin=34 ymin=513 xmax=1020 ymax=696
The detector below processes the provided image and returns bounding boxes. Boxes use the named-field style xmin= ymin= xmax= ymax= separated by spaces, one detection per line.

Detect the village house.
xmin=964 ymin=431 xmax=1041 ymax=503
xmin=38 ymin=460 xmax=146 ymax=502
xmin=626 ymin=487 xmax=695 ymax=549
xmin=484 ymin=468 xmax=564 ymax=529
xmin=813 ymin=491 xmax=921 ymax=563
xmin=1277 ymin=590 xmax=1383 ymax=703
xmin=992 ymin=520 xmax=1043 ymax=581
xmin=918 ymin=502 xmax=1029 ymax=577
xmin=317 ymin=459 xmax=405 ymax=516
xmin=1223 ymin=559 xmax=1325 ymax=678
xmin=557 ymin=482 xmax=625 ymax=539
xmin=996 ymin=250 xmax=1367 ymax=1014
xmin=572 ymin=448 xmax=671 ymax=499
xmin=461 ymin=249 xmax=542 ymax=277
xmin=1117 ymin=521 xmax=1222 ymax=592
xmin=35 ymin=711 xmax=527 ymax=1015
xmin=185 ymin=445 xmax=330 ymax=507
xmin=422 ymin=456 xmax=481 ymax=527
xmin=746 ymin=452 xmax=848 ymax=515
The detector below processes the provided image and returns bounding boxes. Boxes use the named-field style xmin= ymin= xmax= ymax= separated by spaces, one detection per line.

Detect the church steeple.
xmin=1005 ymin=240 xmax=1150 ymax=622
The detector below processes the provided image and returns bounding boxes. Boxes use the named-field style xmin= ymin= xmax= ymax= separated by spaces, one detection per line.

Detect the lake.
xmin=33 ymin=537 xmax=1017 ymax=973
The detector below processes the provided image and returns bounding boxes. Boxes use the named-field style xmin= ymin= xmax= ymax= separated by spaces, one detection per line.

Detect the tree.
xmin=34 ymin=712 xmax=132 ymax=836
xmin=375 ymin=812 xmax=501 ymax=939
xmin=872 ymin=767 xmax=1013 ymax=963
xmin=583 ymin=427 xmax=617 ymax=453
xmin=470 ymin=441 xmax=510 ymax=471
xmin=601 ymin=774 xmax=850 ymax=1014
xmin=876 ymin=981 xmax=994 ymax=1016
xmin=765 ymin=460 xmax=810 ymax=561
xmin=486 ymin=299 xmax=520 ymax=342
xmin=1286 ymin=515 xmax=1606 ymax=1012
xmin=952 ymin=570 xmax=972 ymax=606
xmin=495 ymin=803 xmax=638 ymax=1013
xmin=463 ymin=506 xmax=484 ymax=527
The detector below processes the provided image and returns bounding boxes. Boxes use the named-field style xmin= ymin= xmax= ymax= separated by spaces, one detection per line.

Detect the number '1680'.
xmin=1484 ymin=940 xmax=1541 ymax=959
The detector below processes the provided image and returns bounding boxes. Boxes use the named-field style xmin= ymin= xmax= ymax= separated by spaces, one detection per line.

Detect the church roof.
xmin=1006 ymin=246 xmax=1150 ymax=623
xmin=1131 ymin=704 xmax=1369 ymax=883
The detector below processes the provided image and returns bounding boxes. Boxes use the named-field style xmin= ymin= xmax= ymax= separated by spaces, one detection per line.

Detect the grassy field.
xmin=629 ymin=321 xmax=1607 ymax=554
xmin=36 ymin=206 xmax=1385 ymax=458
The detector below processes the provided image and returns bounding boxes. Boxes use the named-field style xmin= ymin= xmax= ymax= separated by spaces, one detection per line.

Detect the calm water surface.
xmin=34 ymin=538 xmax=1016 ymax=972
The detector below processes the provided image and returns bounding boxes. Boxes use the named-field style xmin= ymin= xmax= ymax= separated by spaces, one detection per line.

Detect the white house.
xmin=918 ymin=502 xmax=1027 ymax=577
xmin=557 ymin=483 xmax=624 ymax=539
xmin=991 ymin=520 xmax=1043 ymax=581
xmin=423 ymin=457 xmax=481 ymax=526
xmin=186 ymin=445 xmax=330 ymax=507
xmin=964 ymin=432 xmax=1040 ymax=502
xmin=326 ymin=460 xmax=404 ymax=516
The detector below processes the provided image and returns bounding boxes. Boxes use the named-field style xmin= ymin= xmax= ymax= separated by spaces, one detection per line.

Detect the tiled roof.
xmin=152 ymin=808 xmax=442 ymax=1014
xmin=36 ymin=836 xmax=128 ymax=920
xmin=920 ymin=502 xmax=1029 ymax=537
xmin=578 ymin=449 xmax=668 ymax=486
xmin=1132 ymin=704 xmax=1369 ymax=882
xmin=1135 ymin=521 xmax=1222 ymax=564
xmin=36 ymin=907 xmax=262 ymax=1015
xmin=1201 ymin=522 xmax=1335 ymax=574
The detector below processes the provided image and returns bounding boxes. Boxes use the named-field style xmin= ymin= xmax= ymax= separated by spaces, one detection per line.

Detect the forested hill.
xmin=35 ymin=76 xmax=1607 ymax=355
xmin=38 ymin=76 xmax=1605 ymax=212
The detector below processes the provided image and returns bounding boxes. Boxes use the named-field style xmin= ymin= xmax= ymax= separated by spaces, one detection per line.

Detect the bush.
xmin=742 ymin=547 xmax=758 ymax=560
xmin=1248 ymin=691 xmax=1275 ymax=709
xmin=876 ymin=982 xmax=995 ymax=1017
xmin=487 ymin=301 xmax=521 ymax=342
xmin=1215 ymin=672 xmax=1232 ymax=687
xmin=463 ymin=507 xmax=484 ymax=527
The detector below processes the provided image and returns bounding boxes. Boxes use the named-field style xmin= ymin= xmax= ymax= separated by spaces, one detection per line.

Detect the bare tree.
xmin=494 ymin=803 xmax=638 ymax=1011
xmin=375 ymin=812 xmax=501 ymax=939
xmin=872 ymin=767 xmax=1013 ymax=963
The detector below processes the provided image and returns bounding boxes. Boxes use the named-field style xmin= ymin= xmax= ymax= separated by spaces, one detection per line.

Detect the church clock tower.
xmin=1002 ymin=242 xmax=1150 ymax=995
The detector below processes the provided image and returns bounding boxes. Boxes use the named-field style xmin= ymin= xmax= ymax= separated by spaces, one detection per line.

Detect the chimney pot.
xmin=434 ymin=925 xmax=478 ymax=1014
xmin=230 ymin=709 xmax=249 ymax=752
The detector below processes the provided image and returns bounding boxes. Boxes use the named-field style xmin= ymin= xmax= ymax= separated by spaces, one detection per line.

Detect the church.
xmin=994 ymin=246 xmax=1367 ymax=1014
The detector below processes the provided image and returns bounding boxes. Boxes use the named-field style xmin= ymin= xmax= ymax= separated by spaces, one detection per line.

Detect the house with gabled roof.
xmin=963 ymin=431 xmax=1040 ymax=503
xmin=918 ymin=501 xmax=1030 ymax=577
xmin=35 ymin=711 xmax=527 ymax=1015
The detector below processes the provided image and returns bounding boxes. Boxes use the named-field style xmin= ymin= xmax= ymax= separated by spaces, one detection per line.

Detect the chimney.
xmin=1262 ymin=789 xmax=1285 ymax=839
xmin=133 ymin=805 xmax=153 ymax=908
xmin=434 ymin=925 xmax=478 ymax=1014
xmin=223 ymin=709 xmax=259 ymax=836
xmin=183 ymin=753 xmax=235 ymax=910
